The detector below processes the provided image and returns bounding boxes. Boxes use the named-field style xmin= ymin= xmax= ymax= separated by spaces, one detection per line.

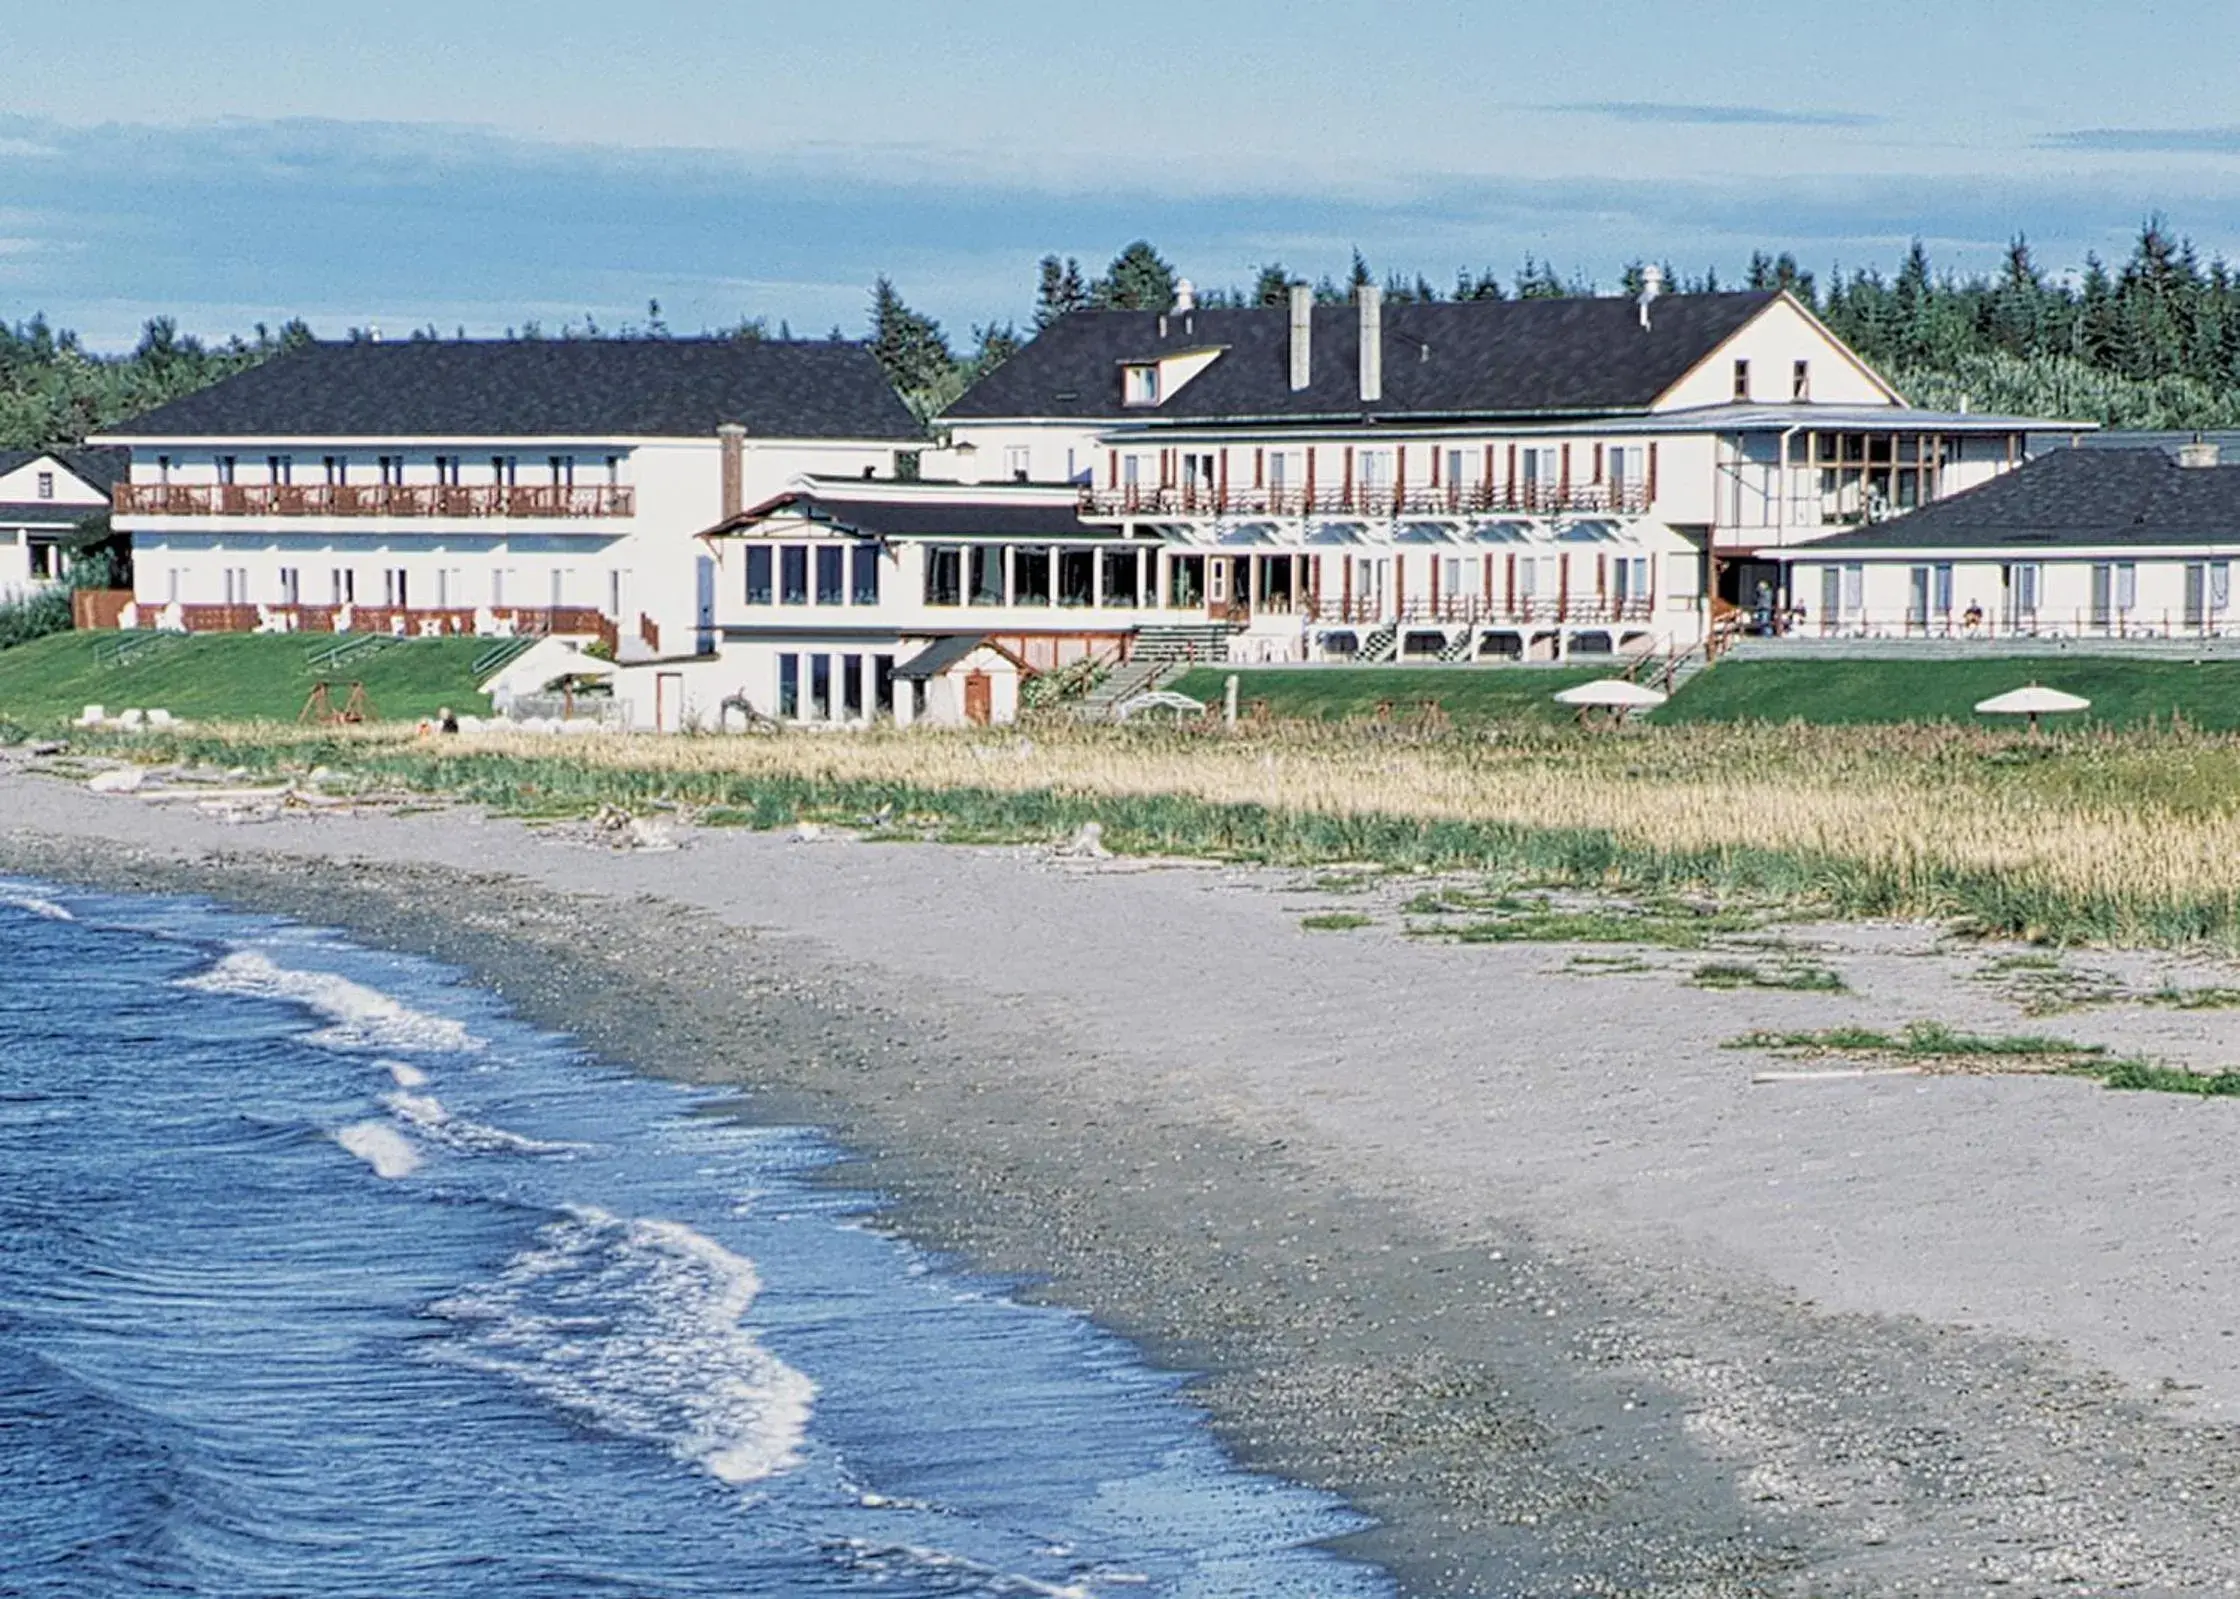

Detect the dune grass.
xmin=54 ymin=713 xmax=2240 ymax=949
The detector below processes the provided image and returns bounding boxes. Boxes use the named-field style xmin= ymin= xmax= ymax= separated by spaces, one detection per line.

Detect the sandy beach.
xmin=8 ymin=750 xmax=2240 ymax=1597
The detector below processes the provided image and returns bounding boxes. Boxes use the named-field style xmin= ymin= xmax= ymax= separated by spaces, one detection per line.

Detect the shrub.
xmin=0 ymin=587 xmax=71 ymax=651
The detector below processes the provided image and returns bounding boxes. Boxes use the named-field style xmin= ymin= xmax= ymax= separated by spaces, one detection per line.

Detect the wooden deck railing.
xmin=115 ymin=483 xmax=635 ymax=519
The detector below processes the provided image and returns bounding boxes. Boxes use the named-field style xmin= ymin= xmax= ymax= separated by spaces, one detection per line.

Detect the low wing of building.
xmin=96 ymin=337 xmax=922 ymax=650
xmin=0 ymin=448 xmax=123 ymax=601
xmin=1785 ymin=441 xmax=2240 ymax=638
xmin=652 ymin=472 xmax=1707 ymax=730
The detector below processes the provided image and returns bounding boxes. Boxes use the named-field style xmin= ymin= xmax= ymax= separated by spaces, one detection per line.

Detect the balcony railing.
xmin=133 ymin=603 xmax=619 ymax=652
xmin=115 ymin=483 xmax=635 ymax=519
xmin=1807 ymin=605 xmax=2240 ymax=642
xmin=1080 ymin=483 xmax=1652 ymax=519
xmin=1303 ymin=596 xmax=1657 ymax=627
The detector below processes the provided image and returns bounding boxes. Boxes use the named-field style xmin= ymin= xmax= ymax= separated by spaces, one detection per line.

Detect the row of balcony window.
xmin=147 ymin=452 xmax=624 ymax=488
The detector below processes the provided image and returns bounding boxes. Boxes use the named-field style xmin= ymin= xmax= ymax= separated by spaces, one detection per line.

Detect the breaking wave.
xmin=428 ymin=1205 xmax=815 ymax=1485
xmin=180 ymin=949 xmax=484 ymax=1054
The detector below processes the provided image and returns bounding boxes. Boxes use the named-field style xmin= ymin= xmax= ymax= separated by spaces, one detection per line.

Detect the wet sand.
xmin=8 ymin=754 xmax=2240 ymax=1597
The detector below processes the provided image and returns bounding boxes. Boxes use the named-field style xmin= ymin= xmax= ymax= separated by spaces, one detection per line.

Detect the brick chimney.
xmin=1288 ymin=283 xmax=1313 ymax=392
xmin=718 ymin=423 xmax=746 ymax=520
xmin=1357 ymin=283 xmax=1383 ymax=405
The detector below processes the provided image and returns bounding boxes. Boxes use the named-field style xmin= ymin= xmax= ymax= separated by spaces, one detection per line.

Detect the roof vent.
xmin=1636 ymin=264 xmax=1663 ymax=330
xmin=2180 ymin=439 xmax=2221 ymax=469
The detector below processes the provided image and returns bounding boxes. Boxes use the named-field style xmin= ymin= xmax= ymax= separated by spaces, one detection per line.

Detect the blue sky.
xmin=7 ymin=0 xmax=2240 ymax=349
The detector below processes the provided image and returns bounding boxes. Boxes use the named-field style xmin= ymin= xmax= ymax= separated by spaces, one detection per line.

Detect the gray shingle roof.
xmin=713 ymin=487 xmax=1106 ymax=541
xmin=943 ymin=291 xmax=1783 ymax=424
xmin=893 ymin=636 xmax=994 ymax=679
xmin=103 ymin=340 xmax=923 ymax=442
xmin=1803 ymin=448 xmax=2240 ymax=553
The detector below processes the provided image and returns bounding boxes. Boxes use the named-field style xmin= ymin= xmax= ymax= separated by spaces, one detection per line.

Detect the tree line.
xmin=11 ymin=219 xmax=2240 ymax=450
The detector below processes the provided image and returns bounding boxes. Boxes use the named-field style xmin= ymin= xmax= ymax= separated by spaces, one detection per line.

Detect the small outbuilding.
xmin=892 ymin=636 xmax=1029 ymax=726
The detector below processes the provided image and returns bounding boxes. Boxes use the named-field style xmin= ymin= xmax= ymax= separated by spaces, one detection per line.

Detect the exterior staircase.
xmin=1435 ymin=627 xmax=1477 ymax=663
xmin=1358 ymin=622 xmax=1400 ymax=663
xmin=1076 ymin=657 xmax=1180 ymax=720
xmin=1131 ymin=622 xmax=1238 ymax=665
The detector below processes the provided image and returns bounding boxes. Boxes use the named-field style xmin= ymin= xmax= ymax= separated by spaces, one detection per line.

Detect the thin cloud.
xmin=2044 ymin=127 xmax=2240 ymax=154
xmin=1550 ymin=101 xmax=1881 ymax=129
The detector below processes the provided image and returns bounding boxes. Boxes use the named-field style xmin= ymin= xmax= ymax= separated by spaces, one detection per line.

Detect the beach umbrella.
xmin=1974 ymin=683 xmax=2090 ymax=733
xmin=1553 ymin=678 xmax=1668 ymax=725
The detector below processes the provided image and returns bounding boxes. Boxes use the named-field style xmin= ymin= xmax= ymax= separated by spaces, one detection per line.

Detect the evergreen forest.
xmin=9 ymin=221 xmax=2240 ymax=449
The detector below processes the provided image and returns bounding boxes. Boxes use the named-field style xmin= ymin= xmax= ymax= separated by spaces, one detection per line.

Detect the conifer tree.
xmin=1094 ymin=242 xmax=1178 ymax=310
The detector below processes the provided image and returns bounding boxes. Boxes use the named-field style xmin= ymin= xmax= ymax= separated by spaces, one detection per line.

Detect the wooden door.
xmin=963 ymin=671 xmax=992 ymax=725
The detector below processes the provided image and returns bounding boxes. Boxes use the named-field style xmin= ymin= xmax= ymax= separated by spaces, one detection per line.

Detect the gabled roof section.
xmin=102 ymin=340 xmax=924 ymax=442
xmin=894 ymin=635 xmax=1030 ymax=679
xmin=705 ymin=481 xmax=1106 ymax=542
xmin=1800 ymin=448 xmax=2240 ymax=553
xmin=944 ymin=291 xmax=1781 ymax=424
xmin=0 ymin=445 xmax=126 ymax=489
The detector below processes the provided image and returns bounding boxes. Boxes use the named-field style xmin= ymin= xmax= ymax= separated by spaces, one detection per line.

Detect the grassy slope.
xmin=1662 ymin=658 xmax=2240 ymax=730
xmin=0 ymin=633 xmax=505 ymax=725
xmin=1166 ymin=665 xmax=1607 ymax=723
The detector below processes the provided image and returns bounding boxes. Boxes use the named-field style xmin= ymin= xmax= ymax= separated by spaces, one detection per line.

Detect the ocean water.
xmin=0 ymin=881 xmax=1393 ymax=1599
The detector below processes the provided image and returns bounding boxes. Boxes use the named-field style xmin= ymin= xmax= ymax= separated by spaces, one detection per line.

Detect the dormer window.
xmin=1123 ymin=364 xmax=1160 ymax=406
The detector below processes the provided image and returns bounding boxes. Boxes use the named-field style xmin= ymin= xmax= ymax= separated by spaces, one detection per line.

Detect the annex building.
xmin=1787 ymin=441 xmax=2240 ymax=639
xmin=1 ymin=448 xmax=122 ymax=602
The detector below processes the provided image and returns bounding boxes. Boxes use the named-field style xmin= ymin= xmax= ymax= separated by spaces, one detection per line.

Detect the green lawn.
xmin=1661 ymin=657 xmax=2240 ymax=729
xmin=0 ymin=632 xmax=519 ymax=727
xmin=1165 ymin=664 xmax=1610 ymax=723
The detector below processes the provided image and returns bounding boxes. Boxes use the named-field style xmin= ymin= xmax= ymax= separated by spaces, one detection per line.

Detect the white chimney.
xmin=1357 ymin=283 xmax=1382 ymax=405
xmin=1174 ymin=278 xmax=1195 ymax=313
xmin=1637 ymin=264 xmax=1664 ymax=330
xmin=1288 ymin=283 xmax=1313 ymax=392
xmin=2179 ymin=439 xmax=2222 ymax=469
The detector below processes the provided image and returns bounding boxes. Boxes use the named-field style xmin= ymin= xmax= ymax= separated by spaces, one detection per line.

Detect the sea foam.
xmin=180 ymin=950 xmax=483 ymax=1054
xmin=429 ymin=1205 xmax=815 ymax=1485
xmin=381 ymin=1089 xmax=582 ymax=1157
xmin=335 ymin=1121 xmax=423 ymax=1179
xmin=0 ymin=891 xmax=74 ymax=921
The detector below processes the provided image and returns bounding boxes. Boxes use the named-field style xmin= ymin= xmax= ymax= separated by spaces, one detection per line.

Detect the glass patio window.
xmin=779 ymin=546 xmax=809 ymax=605
xmin=816 ymin=546 xmax=845 ymax=605
xmin=744 ymin=547 xmax=773 ymax=605
xmin=850 ymin=545 xmax=880 ymax=605
xmin=1011 ymin=546 xmax=1052 ymax=606
xmin=923 ymin=546 xmax=962 ymax=606
xmin=969 ymin=546 xmax=1006 ymax=606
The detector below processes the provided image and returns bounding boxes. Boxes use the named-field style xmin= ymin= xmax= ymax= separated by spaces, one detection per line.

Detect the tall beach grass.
xmin=92 ymin=716 xmax=2240 ymax=949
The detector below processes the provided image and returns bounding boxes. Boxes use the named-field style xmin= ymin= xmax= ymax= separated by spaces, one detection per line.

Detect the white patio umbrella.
xmin=1974 ymin=683 xmax=2091 ymax=733
xmin=1554 ymin=678 xmax=1669 ymax=723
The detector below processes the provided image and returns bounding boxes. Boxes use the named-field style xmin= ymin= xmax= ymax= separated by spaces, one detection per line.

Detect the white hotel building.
xmin=658 ymin=283 xmax=2073 ymax=725
xmin=89 ymin=286 xmax=2081 ymax=727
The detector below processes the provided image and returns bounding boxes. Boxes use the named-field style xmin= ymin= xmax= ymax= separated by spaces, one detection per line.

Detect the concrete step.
xmin=1077 ymin=658 xmax=1180 ymax=719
